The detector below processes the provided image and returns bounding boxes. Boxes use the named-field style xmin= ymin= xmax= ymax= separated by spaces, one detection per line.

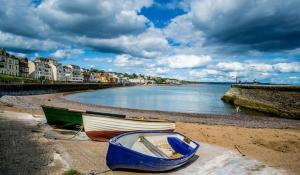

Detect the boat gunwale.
xmin=42 ymin=105 xmax=74 ymax=111
xmin=108 ymin=130 xmax=199 ymax=161
xmin=83 ymin=113 xmax=175 ymax=123
xmin=42 ymin=105 xmax=175 ymax=123
xmin=42 ymin=105 xmax=127 ymax=118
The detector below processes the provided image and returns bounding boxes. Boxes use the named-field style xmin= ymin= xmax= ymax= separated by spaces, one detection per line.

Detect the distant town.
xmin=0 ymin=48 xmax=183 ymax=85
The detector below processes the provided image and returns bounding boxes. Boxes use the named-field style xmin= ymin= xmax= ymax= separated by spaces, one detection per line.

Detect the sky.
xmin=0 ymin=0 xmax=300 ymax=84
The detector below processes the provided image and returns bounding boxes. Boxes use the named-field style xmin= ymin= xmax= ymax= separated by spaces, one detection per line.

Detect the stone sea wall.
xmin=222 ymin=84 xmax=300 ymax=119
xmin=0 ymin=83 xmax=126 ymax=96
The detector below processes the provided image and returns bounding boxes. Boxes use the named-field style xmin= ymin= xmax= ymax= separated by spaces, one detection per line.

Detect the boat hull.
xmin=83 ymin=114 xmax=175 ymax=141
xmin=106 ymin=131 xmax=199 ymax=172
xmin=85 ymin=131 xmax=124 ymax=142
xmin=42 ymin=106 xmax=83 ymax=126
xmin=85 ymin=130 xmax=173 ymax=142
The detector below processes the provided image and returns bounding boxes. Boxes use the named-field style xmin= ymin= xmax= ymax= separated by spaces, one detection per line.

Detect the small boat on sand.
xmin=82 ymin=113 xmax=175 ymax=141
xmin=106 ymin=131 xmax=199 ymax=172
xmin=42 ymin=105 xmax=175 ymax=141
xmin=42 ymin=105 xmax=125 ymax=127
xmin=42 ymin=105 xmax=83 ymax=126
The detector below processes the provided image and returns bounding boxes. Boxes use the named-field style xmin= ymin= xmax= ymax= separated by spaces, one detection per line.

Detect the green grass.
xmin=0 ymin=74 xmax=40 ymax=83
xmin=63 ymin=169 xmax=82 ymax=175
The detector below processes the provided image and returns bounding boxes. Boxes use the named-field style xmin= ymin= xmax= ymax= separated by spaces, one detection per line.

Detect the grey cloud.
xmin=0 ymin=0 xmax=47 ymax=39
xmin=0 ymin=0 xmax=153 ymax=53
xmin=71 ymin=28 xmax=170 ymax=58
xmin=0 ymin=31 xmax=63 ymax=53
xmin=190 ymin=0 xmax=300 ymax=52
xmin=38 ymin=0 xmax=151 ymax=38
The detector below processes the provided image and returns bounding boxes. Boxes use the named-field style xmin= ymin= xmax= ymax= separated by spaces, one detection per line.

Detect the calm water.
xmin=65 ymin=84 xmax=244 ymax=115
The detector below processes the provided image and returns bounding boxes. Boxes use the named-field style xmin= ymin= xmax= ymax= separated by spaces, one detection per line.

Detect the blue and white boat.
xmin=106 ymin=131 xmax=199 ymax=172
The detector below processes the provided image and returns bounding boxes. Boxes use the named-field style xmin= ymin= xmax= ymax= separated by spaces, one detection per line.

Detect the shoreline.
xmin=1 ymin=92 xmax=300 ymax=128
xmin=1 ymin=93 xmax=300 ymax=173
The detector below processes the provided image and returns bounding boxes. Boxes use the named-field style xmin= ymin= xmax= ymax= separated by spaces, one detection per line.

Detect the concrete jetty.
xmin=222 ymin=84 xmax=300 ymax=119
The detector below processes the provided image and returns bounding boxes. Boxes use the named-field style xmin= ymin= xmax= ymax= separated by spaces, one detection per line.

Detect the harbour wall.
xmin=0 ymin=83 xmax=127 ymax=96
xmin=222 ymin=84 xmax=300 ymax=119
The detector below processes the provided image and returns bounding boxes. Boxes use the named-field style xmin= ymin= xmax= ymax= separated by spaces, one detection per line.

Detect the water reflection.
xmin=66 ymin=84 xmax=241 ymax=114
xmin=66 ymin=84 xmax=257 ymax=115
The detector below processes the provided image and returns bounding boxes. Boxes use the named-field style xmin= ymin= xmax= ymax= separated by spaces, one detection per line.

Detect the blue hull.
xmin=106 ymin=131 xmax=199 ymax=172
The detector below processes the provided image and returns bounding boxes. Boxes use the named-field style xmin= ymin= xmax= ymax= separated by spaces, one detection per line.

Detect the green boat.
xmin=42 ymin=105 xmax=83 ymax=126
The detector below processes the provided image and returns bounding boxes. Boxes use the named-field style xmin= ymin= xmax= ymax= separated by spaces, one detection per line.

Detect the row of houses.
xmin=29 ymin=57 xmax=84 ymax=82
xmin=0 ymin=48 xmax=131 ymax=84
xmin=0 ymin=48 xmax=181 ymax=85
xmin=0 ymin=48 xmax=88 ymax=82
xmin=83 ymin=72 xmax=119 ymax=83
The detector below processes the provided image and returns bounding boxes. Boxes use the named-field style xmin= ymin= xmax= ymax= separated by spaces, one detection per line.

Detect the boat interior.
xmin=115 ymin=132 xmax=198 ymax=159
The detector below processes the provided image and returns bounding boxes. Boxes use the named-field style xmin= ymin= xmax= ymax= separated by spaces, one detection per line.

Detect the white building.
xmin=0 ymin=48 xmax=19 ymax=76
xmin=49 ymin=64 xmax=57 ymax=81
xmin=166 ymin=79 xmax=181 ymax=84
xmin=128 ymin=77 xmax=145 ymax=84
xmin=65 ymin=64 xmax=83 ymax=82
xmin=116 ymin=76 xmax=130 ymax=84
xmin=28 ymin=60 xmax=36 ymax=78
xmin=88 ymin=73 xmax=99 ymax=82
xmin=34 ymin=58 xmax=53 ymax=80
xmin=63 ymin=65 xmax=72 ymax=82
xmin=56 ymin=63 xmax=65 ymax=81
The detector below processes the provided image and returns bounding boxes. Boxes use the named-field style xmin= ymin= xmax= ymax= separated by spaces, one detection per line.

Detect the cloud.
xmin=188 ymin=0 xmax=300 ymax=52
xmin=274 ymin=62 xmax=300 ymax=73
xmin=0 ymin=0 xmax=48 ymax=39
xmin=0 ymin=31 xmax=63 ymax=52
xmin=7 ymin=51 xmax=27 ymax=58
xmin=271 ymin=76 xmax=300 ymax=85
xmin=249 ymin=63 xmax=274 ymax=72
xmin=189 ymin=69 xmax=227 ymax=82
xmin=38 ymin=0 xmax=152 ymax=38
xmin=190 ymin=69 xmax=222 ymax=77
xmin=155 ymin=67 xmax=170 ymax=74
xmin=50 ymin=49 xmax=84 ymax=59
xmin=214 ymin=62 xmax=275 ymax=73
xmin=0 ymin=0 xmax=154 ymax=53
xmin=190 ymin=60 xmax=300 ymax=82
xmin=164 ymin=14 xmax=205 ymax=47
xmin=73 ymin=27 xmax=170 ymax=58
xmin=0 ymin=0 xmax=299 ymax=84
xmin=83 ymin=57 xmax=113 ymax=63
xmin=114 ymin=54 xmax=145 ymax=67
xmin=159 ymin=54 xmax=211 ymax=68
xmin=214 ymin=62 xmax=244 ymax=72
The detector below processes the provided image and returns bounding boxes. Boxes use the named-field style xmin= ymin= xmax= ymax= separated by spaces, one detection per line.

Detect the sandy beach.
xmin=1 ymin=93 xmax=300 ymax=174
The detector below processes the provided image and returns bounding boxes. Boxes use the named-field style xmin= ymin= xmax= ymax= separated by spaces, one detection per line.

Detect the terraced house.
xmin=66 ymin=64 xmax=83 ymax=82
xmin=0 ymin=48 xmax=19 ymax=76
xmin=19 ymin=57 xmax=29 ymax=78
xmin=33 ymin=57 xmax=54 ymax=80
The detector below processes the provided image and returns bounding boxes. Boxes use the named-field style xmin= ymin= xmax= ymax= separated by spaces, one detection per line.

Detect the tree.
xmin=132 ymin=73 xmax=138 ymax=78
xmin=155 ymin=77 xmax=166 ymax=84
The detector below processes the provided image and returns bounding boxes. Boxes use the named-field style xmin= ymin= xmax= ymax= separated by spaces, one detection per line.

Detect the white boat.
xmin=82 ymin=112 xmax=176 ymax=141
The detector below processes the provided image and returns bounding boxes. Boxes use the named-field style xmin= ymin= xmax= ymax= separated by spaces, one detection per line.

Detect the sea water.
xmin=65 ymin=84 xmax=249 ymax=115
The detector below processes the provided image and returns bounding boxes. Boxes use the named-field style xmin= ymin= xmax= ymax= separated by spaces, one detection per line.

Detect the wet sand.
xmin=1 ymin=93 xmax=300 ymax=174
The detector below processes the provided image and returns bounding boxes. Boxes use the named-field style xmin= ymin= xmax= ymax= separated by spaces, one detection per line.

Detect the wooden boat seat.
xmin=139 ymin=136 xmax=183 ymax=159
xmin=139 ymin=136 xmax=169 ymax=158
